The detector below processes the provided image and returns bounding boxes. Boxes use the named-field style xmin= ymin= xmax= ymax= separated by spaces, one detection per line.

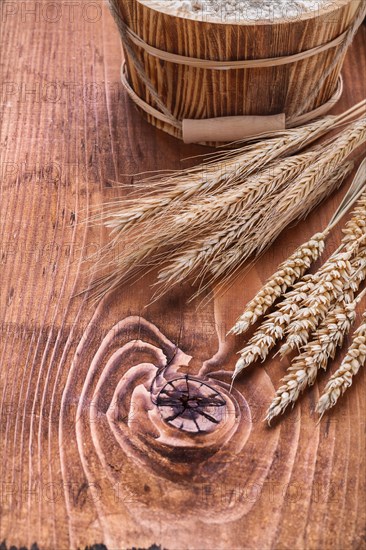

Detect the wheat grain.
xmin=231 ymin=277 xmax=316 ymax=378
xmin=156 ymin=160 xmax=352 ymax=296
xmin=265 ymin=297 xmax=359 ymax=424
xmin=279 ymin=249 xmax=356 ymax=356
xmin=342 ymin=192 xmax=366 ymax=244
xmin=102 ymin=118 xmax=338 ymax=236
xmin=317 ymin=310 xmax=366 ymax=416
xmin=229 ymin=233 xmax=326 ymax=336
xmin=280 ymin=227 xmax=366 ymax=357
xmin=208 ymin=161 xmax=354 ymax=288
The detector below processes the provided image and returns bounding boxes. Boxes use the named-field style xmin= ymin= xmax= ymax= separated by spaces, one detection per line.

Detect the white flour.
xmin=139 ymin=0 xmax=334 ymax=22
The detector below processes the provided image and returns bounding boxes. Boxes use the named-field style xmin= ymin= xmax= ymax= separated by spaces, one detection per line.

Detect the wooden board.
xmin=0 ymin=2 xmax=365 ymax=549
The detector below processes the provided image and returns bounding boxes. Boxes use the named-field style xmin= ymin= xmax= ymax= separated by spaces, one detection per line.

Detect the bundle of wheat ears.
xmin=91 ymin=101 xmax=366 ymax=303
xmin=90 ymin=101 xmax=366 ymax=422
xmin=230 ymin=159 xmax=366 ymax=423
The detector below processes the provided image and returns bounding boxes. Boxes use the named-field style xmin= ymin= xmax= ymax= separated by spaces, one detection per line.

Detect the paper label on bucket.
xmin=182 ymin=114 xmax=286 ymax=143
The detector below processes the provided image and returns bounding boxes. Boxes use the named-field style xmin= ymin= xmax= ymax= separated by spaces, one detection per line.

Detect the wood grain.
xmin=0 ymin=2 xmax=365 ymax=549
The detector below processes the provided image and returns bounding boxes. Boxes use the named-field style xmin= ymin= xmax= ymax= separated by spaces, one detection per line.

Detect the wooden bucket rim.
xmin=136 ymin=0 xmax=357 ymax=26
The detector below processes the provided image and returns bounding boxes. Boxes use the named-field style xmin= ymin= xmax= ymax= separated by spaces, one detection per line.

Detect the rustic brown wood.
xmin=110 ymin=0 xmax=360 ymax=138
xmin=0 ymin=2 xmax=365 ymax=549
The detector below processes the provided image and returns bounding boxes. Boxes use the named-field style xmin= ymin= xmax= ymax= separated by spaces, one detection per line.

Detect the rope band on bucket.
xmin=121 ymin=61 xmax=344 ymax=142
xmin=121 ymin=20 xmax=351 ymax=70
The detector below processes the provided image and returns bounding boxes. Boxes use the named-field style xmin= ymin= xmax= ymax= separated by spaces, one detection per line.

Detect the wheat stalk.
xmin=316 ymin=309 xmax=366 ymax=416
xmin=265 ymin=293 xmax=361 ymax=424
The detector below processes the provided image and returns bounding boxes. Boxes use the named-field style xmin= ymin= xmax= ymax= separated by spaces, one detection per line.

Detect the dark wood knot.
xmin=155 ymin=374 xmax=226 ymax=433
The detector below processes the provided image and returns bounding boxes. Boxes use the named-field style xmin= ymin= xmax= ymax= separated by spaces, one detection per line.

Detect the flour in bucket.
xmin=139 ymin=0 xmax=333 ymax=22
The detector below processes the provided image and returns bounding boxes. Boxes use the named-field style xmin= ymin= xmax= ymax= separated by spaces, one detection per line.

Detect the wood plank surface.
xmin=0 ymin=2 xmax=365 ymax=549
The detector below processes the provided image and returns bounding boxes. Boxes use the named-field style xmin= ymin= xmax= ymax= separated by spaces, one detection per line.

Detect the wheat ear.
xmin=157 ymin=159 xmax=352 ymax=298
xmin=206 ymin=124 xmax=363 ymax=286
xmin=265 ymin=294 xmax=362 ymax=424
xmin=232 ymin=276 xmax=317 ymax=373
xmin=228 ymin=233 xmax=326 ymax=336
xmin=280 ymin=193 xmax=366 ymax=356
xmin=232 ymin=245 xmax=366 ymax=382
xmin=168 ymin=153 xmax=316 ymax=244
xmin=342 ymin=192 xmax=366 ymax=244
xmin=229 ymin=160 xmax=366 ymax=338
xmin=243 ymin=120 xmax=366 ymax=256
xmin=92 ymin=151 xmax=318 ymax=301
xmin=316 ymin=309 xmax=366 ymax=416
xmin=100 ymin=115 xmax=357 ymax=236
xmin=231 ymin=277 xmax=316 ymax=378
xmin=279 ymin=246 xmax=366 ymax=359
xmin=279 ymin=248 xmax=357 ymax=356
xmin=89 ymin=112 xmax=366 ymax=302
xmin=156 ymin=154 xmax=318 ymax=287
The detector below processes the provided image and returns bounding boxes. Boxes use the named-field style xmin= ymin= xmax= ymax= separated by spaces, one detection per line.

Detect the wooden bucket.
xmin=108 ymin=0 xmax=362 ymax=142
